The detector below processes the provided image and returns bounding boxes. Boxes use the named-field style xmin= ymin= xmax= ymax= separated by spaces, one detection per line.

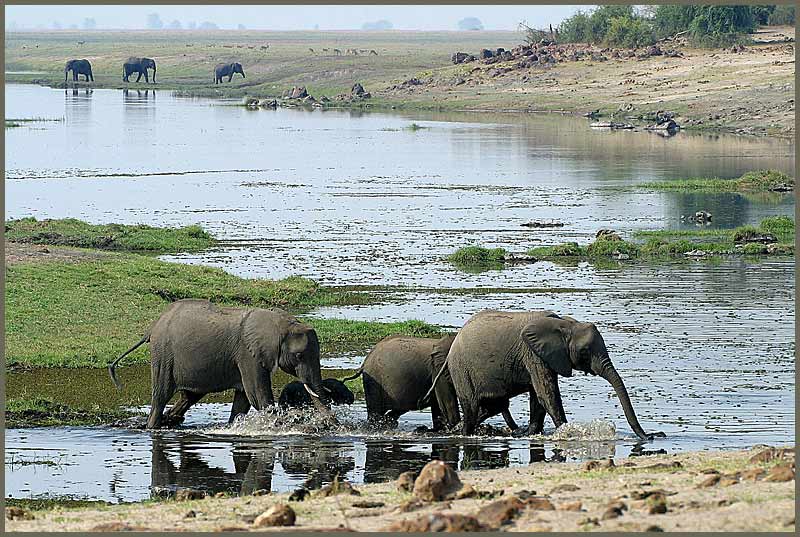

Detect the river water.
xmin=4 ymin=83 xmax=795 ymax=503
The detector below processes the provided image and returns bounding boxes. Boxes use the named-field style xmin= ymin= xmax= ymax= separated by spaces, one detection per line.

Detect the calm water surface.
xmin=4 ymin=84 xmax=795 ymax=503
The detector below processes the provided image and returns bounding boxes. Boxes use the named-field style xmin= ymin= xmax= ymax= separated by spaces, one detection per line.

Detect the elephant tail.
xmin=108 ymin=333 xmax=150 ymax=389
xmin=340 ymin=367 xmax=363 ymax=382
xmin=419 ymin=358 xmax=449 ymax=409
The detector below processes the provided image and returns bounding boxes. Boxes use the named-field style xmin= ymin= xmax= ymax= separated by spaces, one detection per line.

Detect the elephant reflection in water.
xmin=150 ymin=435 xmax=275 ymax=497
xmin=277 ymin=445 xmax=355 ymax=491
xmin=123 ymin=89 xmax=156 ymax=102
xmin=363 ymin=441 xmax=463 ymax=483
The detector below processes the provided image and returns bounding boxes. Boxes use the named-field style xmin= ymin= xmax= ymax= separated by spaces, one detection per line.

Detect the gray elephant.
xmin=279 ymin=378 xmax=354 ymax=408
xmin=214 ymin=62 xmax=245 ymax=84
xmin=345 ymin=333 xmax=512 ymax=431
xmin=428 ymin=310 xmax=662 ymax=440
xmin=65 ymin=59 xmax=94 ymax=82
xmin=123 ymin=57 xmax=157 ymax=83
xmin=108 ymin=299 xmax=331 ymax=429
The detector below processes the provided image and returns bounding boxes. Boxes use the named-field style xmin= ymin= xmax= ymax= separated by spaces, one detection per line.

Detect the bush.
xmin=767 ymin=5 xmax=795 ymax=25
xmin=737 ymin=169 xmax=795 ymax=191
xmin=559 ymin=5 xmax=640 ymax=45
xmin=605 ymin=16 xmax=656 ymax=47
xmin=447 ymin=246 xmax=506 ymax=265
xmin=653 ymin=5 xmax=756 ymax=46
xmin=586 ymin=238 xmax=641 ymax=257
xmin=759 ymin=215 xmax=794 ymax=239
xmin=751 ymin=5 xmax=776 ymax=25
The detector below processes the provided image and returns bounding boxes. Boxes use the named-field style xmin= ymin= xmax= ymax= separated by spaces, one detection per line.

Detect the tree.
xmin=458 ymin=17 xmax=484 ymax=31
xmin=82 ymin=18 xmax=96 ymax=30
xmin=146 ymin=13 xmax=164 ymax=30
xmin=167 ymin=20 xmax=182 ymax=30
xmin=652 ymin=5 xmax=756 ymax=44
xmin=362 ymin=19 xmax=393 ymax=30
xmin=199 ymin=21 xmax=219 ymax=30
xmin=768 ymin=5 xmax=795 ymax=25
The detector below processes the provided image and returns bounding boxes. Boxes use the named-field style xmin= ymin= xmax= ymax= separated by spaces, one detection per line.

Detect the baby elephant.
xmin=345 ymin=333 xmax=520 ymax=431
xmin=279 ymin=378 xmax=355 ymax=408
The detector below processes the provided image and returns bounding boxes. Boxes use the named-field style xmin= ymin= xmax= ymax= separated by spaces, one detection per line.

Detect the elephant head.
xmin=522 ymin=315 xmax=658 ymax=440
xmin=142 ymin=58 xmax=157 ymax=82
xmin=64 ymin=60 xmax=73 ymax=81
xmin=232 ymin=62 xmax=245 ymax=78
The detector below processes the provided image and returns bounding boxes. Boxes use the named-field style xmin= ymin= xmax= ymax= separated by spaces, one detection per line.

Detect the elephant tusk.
xmin=303 ymin=384 xmax=321 ymax=399
xmin=323 ymin=385 xmax=333 ymax=393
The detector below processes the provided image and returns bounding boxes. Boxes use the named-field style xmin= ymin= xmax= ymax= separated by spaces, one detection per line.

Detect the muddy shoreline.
xmin=5 ymin=446 xmax=795 ymax=532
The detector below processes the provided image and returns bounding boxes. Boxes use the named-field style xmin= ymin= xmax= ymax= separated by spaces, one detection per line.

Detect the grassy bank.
xmin=640 ymin=170 xmax=795 ymax=193
xmin=5 ymin=397 xmax=135 ymax=427
xmin=6 ymin=447 xmax=795 ymax=531
xmin=5 ymin=247 xmax=442 ymax=368
xmin=6 ymin=217 xmax=217 ymax=252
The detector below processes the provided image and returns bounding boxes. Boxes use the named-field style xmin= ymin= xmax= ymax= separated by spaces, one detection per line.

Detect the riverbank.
xmin=5 ymin=26 xmax=795 ymax=137
xmin=5 ymin=446 xmax=795 ymax=532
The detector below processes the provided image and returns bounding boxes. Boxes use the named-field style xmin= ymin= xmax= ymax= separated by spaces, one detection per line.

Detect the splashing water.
xmin=550 ymin=419 xmax=617 ymax=441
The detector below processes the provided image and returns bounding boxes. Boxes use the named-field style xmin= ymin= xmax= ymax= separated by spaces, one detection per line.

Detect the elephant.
xmin=214 ymin=62 xmax=245 ymax=83
xmin=64 ymin=59 xmax=94 ymax=82
xmin=428 ymin=310 xmax=663 ymax=440
xmin=344 ymin=333 xmax=512 ymax=432
xmin=123 ymin=57 xmax=157 ymax=83
xmin=279 ymin=378 xmax=354 ymax=408
xmin=108 ymin=299 xmax=332 ymax=429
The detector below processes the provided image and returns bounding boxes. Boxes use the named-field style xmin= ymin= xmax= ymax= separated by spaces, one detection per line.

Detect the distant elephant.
xmin=65 ymin=59 xmax=94 ymax=82
xmin=108 ymin=299 xmax=332 ymax=429
xmin=214 ymin=62 xmax=245 ymax=83
xmin=429 ymin=310 xmax=663 ymax=440
xmin=123 ymin=57 xmax=157 ymax=83
xmin=345 ymin=333 xmax=514 ymax=432
xmin=279 ymin=378 xmax=355 ymax=408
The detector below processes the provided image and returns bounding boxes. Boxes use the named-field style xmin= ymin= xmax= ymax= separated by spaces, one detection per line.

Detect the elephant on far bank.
xmin=428 ymin=310 xmax=663 ymax=440
xmin=123 ymin=57 xmax=156 ymax=83
xmin=214 ymin=62 xmax=245 ymax=83
xmin=65 ymin=59 xmax=94 ymax=82
xmin=108 ymin=299 xmax=333 ymax=429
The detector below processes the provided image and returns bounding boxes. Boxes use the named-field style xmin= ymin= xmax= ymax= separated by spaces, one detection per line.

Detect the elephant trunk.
xmin=593 ymin=355 xmax=650 ymax=440
xmin=296 ymin=363 xmax=337 ymax=423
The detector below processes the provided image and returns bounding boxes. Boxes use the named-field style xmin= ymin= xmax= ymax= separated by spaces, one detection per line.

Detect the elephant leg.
xmin=144 ymin=72 xmax=150 ymax=83
xmin=147 ymin=385 xmax=174 ymax=429
xmin=164 ymin=390 xmax=204 ymax=426
xmin=228 ymin=74 xmax=233 ymax=82
xmin=239 ymin=362 xmax=275 ymax=411
xmin=528 ymin=390 xmax=547 ymax=434
xmin=136 ymin=72 xmax=142 ymax=82
xmin=527 ymin=365 xmax=567 ymax=428
xmin=430 ymin=396 xmax=445 ymax=431
xmin=502 ymin=408 xmax=519 ymax=431
xmin=460 ymin=399 xmax=479 ymax=436
xmin=477 ymin=398 xmax=515 ymax=427
xmin=229 ymin=389 xmax=251 ymax=423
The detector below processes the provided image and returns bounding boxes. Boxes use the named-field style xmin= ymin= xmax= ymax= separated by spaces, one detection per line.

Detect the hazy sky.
xmin=5 ymin=5 xmax=585 ymax=31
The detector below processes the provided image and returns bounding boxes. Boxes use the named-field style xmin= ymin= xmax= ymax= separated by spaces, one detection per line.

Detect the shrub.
xmin=652 ymin=5 xmax=756 ymax=46
xmin=759 ymin=215 xmax=794 ymax=239
xmin=743 ymin=242 xmax=768 ymax=255
xmin=605 ymin=16 xmax=656 ymax=47
xmin=737 ymin=169 xmax=795 ymax=191
xmin=767 ymin=5 xmax=795 ymax=25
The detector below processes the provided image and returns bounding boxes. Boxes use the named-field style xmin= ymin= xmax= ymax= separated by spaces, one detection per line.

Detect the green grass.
xmin=5 ymin=397 xmax=134 ymax=427
xmin=6 ymin=217 xmax=217 ymax=253
xmin=446 ymin=246 xmax=507 ymax=267
xmin=4 ymin=497 xmax=112 ymax=511
xmin=527 ymin=216 xmax=794 ymax=262
xmin=640 ymin=169 xmax=795 ymax=193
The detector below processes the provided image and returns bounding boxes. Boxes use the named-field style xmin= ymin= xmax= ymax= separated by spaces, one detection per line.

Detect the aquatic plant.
xmin=446 ymin=246 xmax=507 ymax=266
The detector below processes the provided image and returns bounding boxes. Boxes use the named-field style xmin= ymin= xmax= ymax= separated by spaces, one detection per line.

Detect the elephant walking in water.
xmin=108 ymin=299 xmax=333 ymax=429
xmin=123 ymin=57 xmax=157 ymax=83
xmin=214 ymin=62 xmax=245 ymax=83
xmin=65 ymin=59 xmax=94 ymax=82
xmin=428 ymin=310 xmax=664 ymax=439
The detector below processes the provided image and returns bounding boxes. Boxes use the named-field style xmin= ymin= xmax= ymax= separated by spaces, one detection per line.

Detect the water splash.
xmin=550 ymin=419 xmax=617 ymax=441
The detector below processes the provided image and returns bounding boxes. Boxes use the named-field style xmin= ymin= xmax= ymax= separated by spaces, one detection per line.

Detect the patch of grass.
xmin=640 ymin=169 xmax=795 ymax=193
xmin=4 ymin=251 xmax=370 ymax=368
xmin=4 ymin=497 xmax=112 ymax=511
xmin=407 ymin=122 xmax=428 ymax=131
xmin=6 ymin=121 xmax=22 ymax=128
xmin=5 ymin=397 xmax=134 ymax=427
xmin=585 ymin=238 xmax=640 ymax=257
xmin=6 ymin=217 xmax=217 ymax=253
xmin=759 ymin=215 xmax=795 ymax=240
xmin=446 ymin=246 xmax=507 ymax=267
xmin=528 ymin=242 xmax=585 ymax=257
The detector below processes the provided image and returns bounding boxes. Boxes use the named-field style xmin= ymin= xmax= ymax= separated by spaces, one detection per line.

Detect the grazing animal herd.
xmin=110 ymin=299 xmax=663 ymax=440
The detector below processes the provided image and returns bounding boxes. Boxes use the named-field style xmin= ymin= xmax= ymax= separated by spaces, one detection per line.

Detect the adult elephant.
xmin=428 ymin=310 xmax=663 ymax=440
xmin=123 ymin=57 xmax=156 ymax=83
xmin=214 ymin=62 xmax=245 ymax=83
xmin=108 ymin=299 xmax=332 ymax=429
xmin=64 ymin=59 xmax=94 ymax=82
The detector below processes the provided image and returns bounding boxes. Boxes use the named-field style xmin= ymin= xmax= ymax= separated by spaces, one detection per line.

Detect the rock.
xmin=350 ymin=83 xmax=371 ymax=99
xmin=640 ymin=461 xmax=682 ymax=470
xmin=685 ymin=250 xmax=709 ymax=257
xmin=184 ymin=510 xmax=197 ymax=518
xmin=315 ymin=478 xmax=361 ymax=497
xmin=479 ymin=48 xmax=494 ymax=59
xmin=288 ymin=86 xmax=308 ymax=99
xmin=602 ymin=506 xmax=624 ymax=519
xmin=214 ymin=492 xmax=227 ymax=498
xmin=579 ymin=517 xmax=601 ymax=527
xmin=351 ymin=500 xmax=385 ymax=508
xmin=253 ymin=503 xmax=296 ymax=527
xmin=550 ymin=483 xmax=580 ymax=494
xmin=413 ymin=460 xmax=463 ymax=502
xmin=503 ymin=253 xmax=538 ymax=264
xmin=765 ymin=463 xmax=795 ymax=483
xmin=242 ymin=96 xmax=259 ymax=107
xmin=89 ymin=522 xmax=151 ymax=531
xmin=289 ymin=487 xmax=310 ymax=501
xmin=749 ymin=447 xmax=793 ymax=463
xmin=559 ymin=501 xmax=583 ymax=512
xmin=5 ymin=506 xmax=34 ymax=521
xmin=451 ymin=52 xmax=476 ymax=65
xmin=395 ymin=499 xmax=423 ymax=513
xmin=697 ymin=474 xmax=721 ymax=488
xmin=700 ymin=468 xmax=720 ymax=474
xmin=645 ymin=525 xmax=665 ymax=532
xmin=175 ymin=488 xmax=205 ymax=501
xmin=583 ymin=458 xmax=616 ymax=471
xmin=475 ymin=497 xmax=524 ymax=528
xmin=397 ymin=471 xmax=417 ymax=492
xmin=646 ymin=494 xmax=668 ymax=515
xmin=740 ymin=468 xmax=766 ymax=481
xmin=521 ymin=220 xmax=565 ymax=228
xmin=630 ymin=489 xmax=677 ymax=500
xmin=387 ymin=513 xmax=488 ymax=532
xmin=719 ymin=474 xmax=740 ymax=487
xmin=523 ymin=497 xmax=556 ymax=511
xmin=259 ymin=99 xmax=277 ymax=108
xmin=455 ymin=483 xmax=478 ymax=499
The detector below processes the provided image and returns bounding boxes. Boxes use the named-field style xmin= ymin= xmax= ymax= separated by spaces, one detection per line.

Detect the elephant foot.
xmin=161 ymin=413 xmax=186 ymax=428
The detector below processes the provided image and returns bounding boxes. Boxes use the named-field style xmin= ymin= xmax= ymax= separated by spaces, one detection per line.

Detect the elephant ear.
xmin=285 ymin=322 xmax=313 ymax=354
xmin=521 ymin=317 xmax=572 ymax=377
xmin=241 ymin=310 xmax=281 ymax=366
